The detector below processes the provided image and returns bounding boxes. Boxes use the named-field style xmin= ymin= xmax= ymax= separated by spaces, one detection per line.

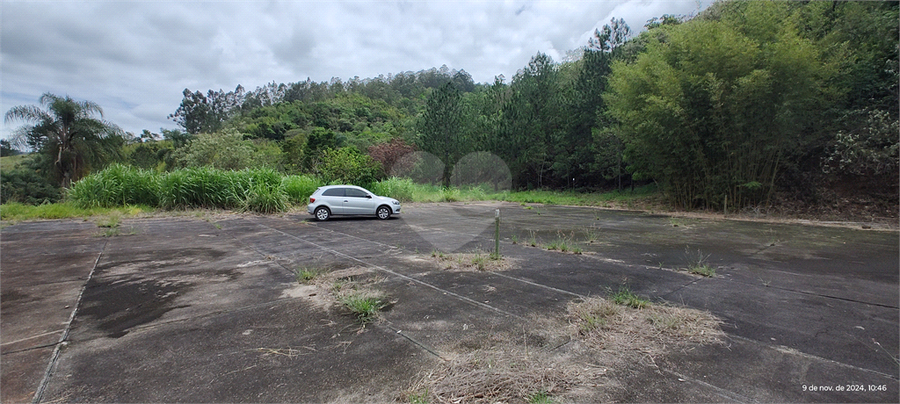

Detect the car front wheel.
xmin=314 ymin=206 xmax=331 ymax=221
xmin=376 ymin=206 xmax=391 ymax=220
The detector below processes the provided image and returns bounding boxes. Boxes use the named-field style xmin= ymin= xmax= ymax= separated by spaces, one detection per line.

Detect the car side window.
xmin=322 ymin=188 xmax=344 ymax=197
xmin=345 ymin=188 xmax=368 ymax=198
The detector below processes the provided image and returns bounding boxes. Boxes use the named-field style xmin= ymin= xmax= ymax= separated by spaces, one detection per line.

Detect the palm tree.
xmin=5 ymin=93 xmax=124 ymax=188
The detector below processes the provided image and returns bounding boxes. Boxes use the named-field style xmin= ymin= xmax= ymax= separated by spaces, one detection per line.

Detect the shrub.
xmin=317 ymin=147 xmax=383 ymax=186
xmin=124 ymin=141 xmax=173 ymax=170
xmin=169 ymin=129 xmax=280 ymax=171
xmin=0 ymin=169 xmax=61 ymax=205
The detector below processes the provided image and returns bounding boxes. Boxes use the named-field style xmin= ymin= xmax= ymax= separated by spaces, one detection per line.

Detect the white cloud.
xmin=1 ymin=0 xmax=706 ymax=140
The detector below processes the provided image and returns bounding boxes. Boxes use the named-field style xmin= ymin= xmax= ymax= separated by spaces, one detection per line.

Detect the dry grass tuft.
xmin=404 ymin=316 xmax=618 ymax=404
xmin=428 ymin=250 xmax=515 ymax=272
xmin=405 ymin=299 xmax=725 ymax=403
xmin=407 ymin=345 xmax=585 ymax=404
xmin=567 ymin=296 xmax=725 ymax=360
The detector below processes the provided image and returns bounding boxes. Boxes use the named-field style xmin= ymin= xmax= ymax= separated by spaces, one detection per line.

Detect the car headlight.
xmin=392 ymin=200 xmax=400 ymax=205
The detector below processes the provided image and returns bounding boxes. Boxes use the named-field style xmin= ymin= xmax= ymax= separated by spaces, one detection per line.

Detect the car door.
xmin=320 ymin=187 xmax=344 ymax=214
xmin=342 ymin=188 xmax=375 ymax=215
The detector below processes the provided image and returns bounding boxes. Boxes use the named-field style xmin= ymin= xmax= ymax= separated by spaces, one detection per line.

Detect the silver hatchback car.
xmin=307 ymin=185 xmax=401 ymax=221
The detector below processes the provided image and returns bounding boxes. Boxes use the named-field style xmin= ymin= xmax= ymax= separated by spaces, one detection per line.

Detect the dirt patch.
xmin=286 ymin=265 xmax=395 ymax=325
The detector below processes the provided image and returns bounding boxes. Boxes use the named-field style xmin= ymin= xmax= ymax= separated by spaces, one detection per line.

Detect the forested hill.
xmin=6 ymin=1 xmax=895 ymax=220
xmin=169 ymin=65 xmax=477 ymax=140
xmin=167 ymin=1 xmax=896 ymax=211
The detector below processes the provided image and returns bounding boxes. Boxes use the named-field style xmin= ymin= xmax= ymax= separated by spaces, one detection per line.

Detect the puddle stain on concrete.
xmin=0 ymin=290 xmax=35 ymax=310
xmin=78 ymin=278 xmax=193 ymax=338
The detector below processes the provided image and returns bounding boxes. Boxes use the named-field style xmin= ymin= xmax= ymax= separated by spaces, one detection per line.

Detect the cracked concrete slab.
xmin=2 ymin=203 xmax=897 ymax=403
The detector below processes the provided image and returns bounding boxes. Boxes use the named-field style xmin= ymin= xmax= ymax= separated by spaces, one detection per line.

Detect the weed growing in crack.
xmin=567 ymin=295 xmax=725 ymax=359
xmin=470 ymin=251 xmax=501 ymax=271
xmin=294 ymin=267 xmax=320 ymax=284
xmin=431 ymin=250 xmax=449 ymax=260
xmin=684 ymin=247 xmax=715 ymax=277
xmin=96 ymin=214 xmax=121 ymax=228
xmin=648 ymin=313 xmax=682 ymax=330
xmin=609 ymin=286 xmax=650 ymax=309
xmin=101 ymin=227 xmax=120 ymax=237
xmin=528 ymin=390 xmax=555 ymax=404
xmin=407 ymin=390 xmax=429 ymax=404
xmin=584 ymin=227 xmax=601 ymax=244
xmin=331 ymin=279 xmax=348 ymax=294
xmin=340 ymin=293 xmax=386 ymax=324
xmin=98 ymin=220 xmax=136 ymax=237
xmin=545 ymin=231 xmax=582 ymax=254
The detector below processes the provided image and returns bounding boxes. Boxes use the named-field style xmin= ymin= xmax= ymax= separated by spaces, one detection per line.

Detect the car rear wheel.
xmin=314 ymin=206 xmax=331 ymax=221
xmin=376 ymin=206 xmax=391 ymax=220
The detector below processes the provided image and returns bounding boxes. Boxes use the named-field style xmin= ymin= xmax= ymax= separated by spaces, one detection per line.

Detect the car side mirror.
xmin=366 ymin=195 xmax=372 ymax=199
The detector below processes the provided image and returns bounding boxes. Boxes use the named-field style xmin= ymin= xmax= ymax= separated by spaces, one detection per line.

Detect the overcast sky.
xmin=1 ymin=0 xmax=706 ymax=142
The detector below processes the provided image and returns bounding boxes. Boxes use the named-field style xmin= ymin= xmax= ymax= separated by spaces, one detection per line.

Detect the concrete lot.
xmin=2 ymin=202 xmax=898 ymax=403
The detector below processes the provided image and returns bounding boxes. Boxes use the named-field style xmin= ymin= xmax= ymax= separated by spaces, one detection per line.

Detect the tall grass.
xmin=67 ymin=164 xmax=160 ymax=208
xmin=69 ymin=166 xmax=292 ymax=213
xmin=56 ymin=165 xmax=661 ymax=217
xmin=371 ymin=177 xmax=416 ymax=202
xmin=242 ymin=181 xmax=288 ymax=214
xmin=282 ymin=175 xmax=323 ymax=203
xmin=158 ymin=167 xmax=234 ymax=209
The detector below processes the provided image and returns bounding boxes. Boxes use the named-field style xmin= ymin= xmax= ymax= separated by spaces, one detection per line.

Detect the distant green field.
xmin=0 ymin=154 xmax=30 ymax=172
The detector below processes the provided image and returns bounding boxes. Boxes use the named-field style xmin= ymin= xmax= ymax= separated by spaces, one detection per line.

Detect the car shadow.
xmin=305 ymin=215 xmax=401 ymax=223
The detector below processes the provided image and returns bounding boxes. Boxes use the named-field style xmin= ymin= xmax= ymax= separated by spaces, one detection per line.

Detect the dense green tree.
xmin=169 ymin=86 xmax=245 ymax=134
xmin=606 ymin=3 xmax=835 ymax=208
xmin=822 ymin=108 xmax=899 ymax=190
xmin=418 ymin=81 xmax=468 ymax=187
xmin=5 ymin=93 xmax=124 ymax=187
xmin=567 ymin=19 xmax=632 ymax=189
xmin=590 ymin=17 xmax=632 ymax=52
xmin=496 ymin=52 xmax=565 ymax=188
xmin=161 ymin=128 xmax=193 ymax=148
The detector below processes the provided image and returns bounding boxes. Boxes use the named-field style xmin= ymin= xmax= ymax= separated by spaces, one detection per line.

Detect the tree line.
xmin=4 ymin=0 xmax=897 ymax=214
